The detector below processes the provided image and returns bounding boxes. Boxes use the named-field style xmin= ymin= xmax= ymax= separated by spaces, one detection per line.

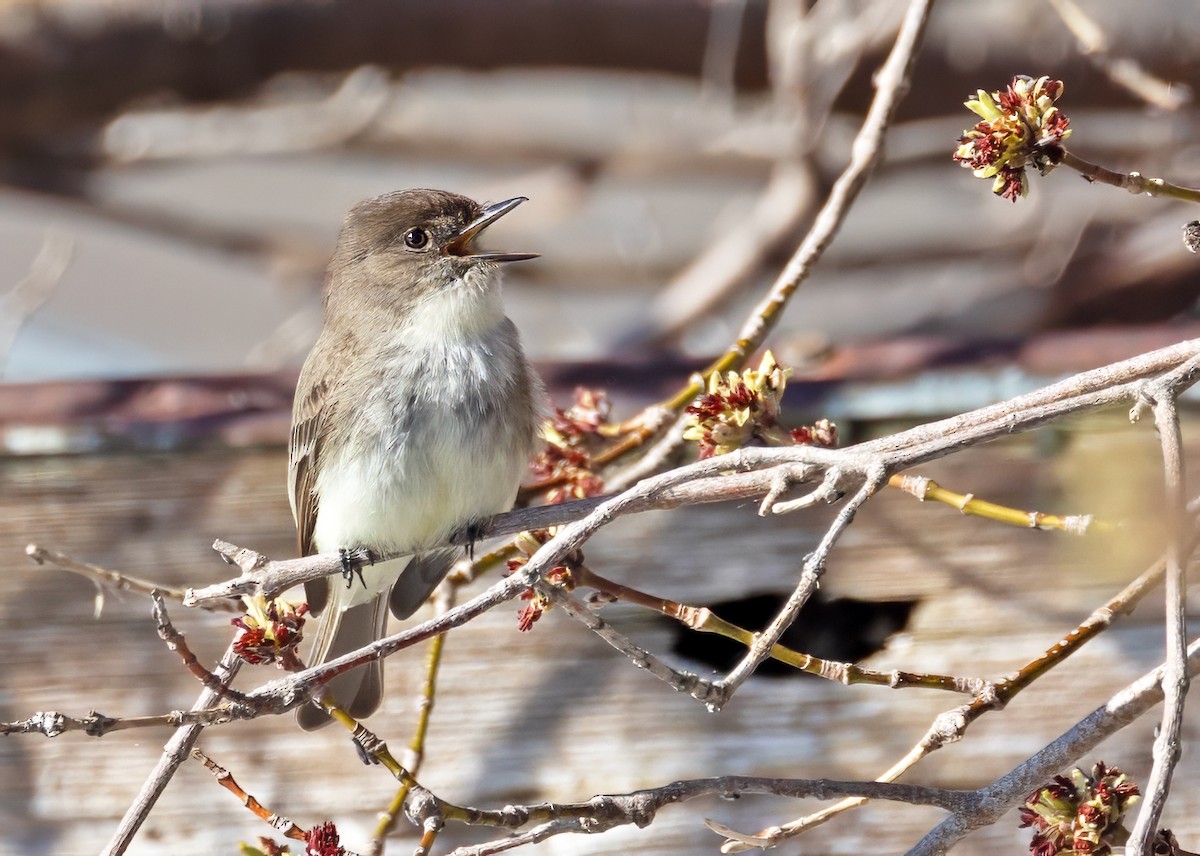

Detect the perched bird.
xmin=289 ymin=189 xmax=542 ymax=730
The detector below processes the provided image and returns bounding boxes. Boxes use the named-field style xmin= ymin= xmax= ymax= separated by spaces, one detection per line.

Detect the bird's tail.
xmin=295 ymin=593 xmax=388 ymax=731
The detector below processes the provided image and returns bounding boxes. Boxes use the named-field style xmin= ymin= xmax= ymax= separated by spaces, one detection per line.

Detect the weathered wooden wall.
xmin=2 ymin=412 xmax=1197 ymax=854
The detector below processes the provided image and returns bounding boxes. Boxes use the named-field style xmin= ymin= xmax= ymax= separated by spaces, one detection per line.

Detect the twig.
xmin=889 ymin=473 xmax=1109 ymax=534
xmin=547 ymin=588 xmax=718 ymax=700
xmin=192 ymin=748 xmax=306 ymax=841
xmin=576 ymin=563 xmax=983 ymax=693
xmin=1060 ymin=149 xmax=1200 ymax=204
xmin=369 ymin=584 xmax=458 ymax=855
xmin=602 ymin=408 xmax=692 ymax=493
xmin=151 ymin=592 xmax=247 ymax=698
xmin=100 ymin=643 xmax=241 ymax=856
xmin=25 ymin=543 xmax=239 ymax=614
xmin=762 ymin=465 xmax=839 ymax=514
xmin=0 ymin=710 xmax=119 ymax=737
xmin=711 ymin=465 xmax=888 ymax=707
xmin=400 ymin=773 xmax=971 ymax=852
xmin=0 ymin=706 xmax=253 ymax=737
xmin=1125 ymin=354 xmax=1200 ymax=853
xmin=908 ymin=636 xmax=1200 ymax=854
xmin=657 ymin=0 xmax=936 ymax=414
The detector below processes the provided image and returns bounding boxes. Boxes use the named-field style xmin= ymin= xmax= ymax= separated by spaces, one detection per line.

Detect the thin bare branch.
xmin=712 ymin=464 xmax=888 ymax=706
xmin=908 ymin=637 xmax=1200 ymax=854
xmin=1125 ymin=354 xmax=1200 ymax=853
xmin=24 ymin=543 xmax=244 ymax=616
xmin=369 ymin=585 xmax=458 ymax=855
xmin=402 ymin=773 xmax=970 ymax=854
xmin=657 ymin=0 xmax=937 ymax=413
xmin=100 ymin=644 xmax=242 ymax=856
xmin=1060 ymin=149 xmax=1200 ymax=204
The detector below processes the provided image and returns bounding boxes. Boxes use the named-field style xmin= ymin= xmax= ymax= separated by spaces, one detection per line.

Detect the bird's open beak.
xmin=447 ymin=197 xmax=539 ymax=262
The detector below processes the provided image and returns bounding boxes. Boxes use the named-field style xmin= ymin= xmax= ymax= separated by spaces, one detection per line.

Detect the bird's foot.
xmin=339 ymin=547 xmax=371 ymax=589
xmin=462 ymin=519 xmax=490 ymax=560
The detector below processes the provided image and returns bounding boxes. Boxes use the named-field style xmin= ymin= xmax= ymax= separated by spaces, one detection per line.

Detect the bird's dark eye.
xmin=402 ymin=228 xmax=430 ymax=249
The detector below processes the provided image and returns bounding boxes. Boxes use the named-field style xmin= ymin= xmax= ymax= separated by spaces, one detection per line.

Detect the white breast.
xmin=311 ymin=269 xmax=532 ymax=612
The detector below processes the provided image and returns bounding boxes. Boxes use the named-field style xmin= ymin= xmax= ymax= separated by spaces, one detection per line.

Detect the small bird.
xmin=289 ymin=189 xmax=542 ymax=731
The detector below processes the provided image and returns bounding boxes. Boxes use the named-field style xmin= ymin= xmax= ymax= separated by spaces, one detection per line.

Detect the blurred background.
xmin=1 ymin=0 xmax=1198 ymax=854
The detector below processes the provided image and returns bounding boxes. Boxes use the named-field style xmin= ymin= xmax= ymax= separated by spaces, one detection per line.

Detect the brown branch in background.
xmin=654 ymin=0 xmax=936 ymax=416
xmin=632 ymin=0 xmax=895 ymax=349
xmin=0 ymin=0 xmax=771 ymax=152
xmin=699 ymin=0 xmax=749 ymax=101
xmin=1045 ymin=0 xmax=1192 ymax=110
xmin=103 ymin=66 xmax=391 ymax=162
xmin=630 ymin=161 xmax=814 ymax=350
xmin=0 ymin=230 xmax=73 ymax=378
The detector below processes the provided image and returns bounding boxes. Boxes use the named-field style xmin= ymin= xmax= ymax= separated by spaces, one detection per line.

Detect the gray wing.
xmin=289 ymin=373 xmax=332 ymax=615
xmin=389 ymin=548 xmax=459 ymax=619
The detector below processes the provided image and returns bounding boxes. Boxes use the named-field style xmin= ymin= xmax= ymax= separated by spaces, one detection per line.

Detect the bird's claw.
xmin=339 ymin=547 xmax=369 ymax=589
xmin=462 ymin=519 xmax=489 ymax=560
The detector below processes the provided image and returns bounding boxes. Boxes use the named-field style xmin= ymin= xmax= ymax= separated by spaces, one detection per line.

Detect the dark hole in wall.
xmin=670 ymin=591 xmax=918 ymax=677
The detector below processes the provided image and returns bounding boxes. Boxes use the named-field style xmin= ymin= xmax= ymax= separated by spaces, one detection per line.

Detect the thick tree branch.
xmin=185 ymin=337 xmax=1200 ymax=609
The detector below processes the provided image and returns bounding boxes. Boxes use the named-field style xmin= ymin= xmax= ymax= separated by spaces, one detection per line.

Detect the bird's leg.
xmin=339 ymin=547 xmax=372 ymax=589
xmin=461 ymin=519 xmax=489 ymax=561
